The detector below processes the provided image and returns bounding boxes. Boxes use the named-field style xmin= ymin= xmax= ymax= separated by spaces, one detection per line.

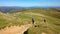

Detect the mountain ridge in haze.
xmin=0 ymin=6 xmax=60 ymax=13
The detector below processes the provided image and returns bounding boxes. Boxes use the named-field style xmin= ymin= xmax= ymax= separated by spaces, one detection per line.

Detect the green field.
xmin=0 ymin=8 xmax=60 ymax=34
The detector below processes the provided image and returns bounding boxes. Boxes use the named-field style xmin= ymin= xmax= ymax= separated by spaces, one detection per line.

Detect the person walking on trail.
xmin=32 ymin=18 xmax=34 ymax=24
xmin=44 ymin=18 xmax=46 ymax=23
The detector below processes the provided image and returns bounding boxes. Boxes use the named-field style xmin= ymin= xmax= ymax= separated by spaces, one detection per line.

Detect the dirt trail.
xmin=24 ymin=12 xmax=46 ymax=17
xmin=42 ymin=32 xmax=46 ymax=34
xmin=0 ymin=24 xmax=32 ymax=34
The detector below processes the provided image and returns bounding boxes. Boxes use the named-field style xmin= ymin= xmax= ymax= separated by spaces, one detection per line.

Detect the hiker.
xmin=32 ymin=18 xmax=34 ymax=24
xmin=44 ymin=18 xmax=46 ymax=23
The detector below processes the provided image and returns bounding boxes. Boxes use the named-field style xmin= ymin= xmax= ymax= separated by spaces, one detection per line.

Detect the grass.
xmin=0 ymin=8 xmax=60 ymax=34
xmin=0 ymin=13 xmax=25 ymax=29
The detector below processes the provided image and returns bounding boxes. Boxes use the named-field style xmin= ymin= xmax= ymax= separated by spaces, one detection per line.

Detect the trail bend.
xmin=0 ymin=24 xmax=32 ymax=34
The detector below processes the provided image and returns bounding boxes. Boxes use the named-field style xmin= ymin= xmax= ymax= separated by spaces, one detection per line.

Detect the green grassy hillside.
xmin=0 ymin=8 xmax=60 ymax=34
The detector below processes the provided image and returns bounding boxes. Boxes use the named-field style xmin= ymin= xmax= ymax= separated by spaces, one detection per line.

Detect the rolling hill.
xmin=0 ymin=8 xmax=60 ymax=34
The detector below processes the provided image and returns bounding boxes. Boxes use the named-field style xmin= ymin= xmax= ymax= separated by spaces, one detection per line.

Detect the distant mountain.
xmin=0 ymin=6 xmax=60 ymax=13
xmin=0 ymin=6 xmax=26 ymax=13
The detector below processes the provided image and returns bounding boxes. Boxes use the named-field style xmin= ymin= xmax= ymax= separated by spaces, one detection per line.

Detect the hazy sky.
xmin=0 ymin=0 xmax=60 ymax=7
